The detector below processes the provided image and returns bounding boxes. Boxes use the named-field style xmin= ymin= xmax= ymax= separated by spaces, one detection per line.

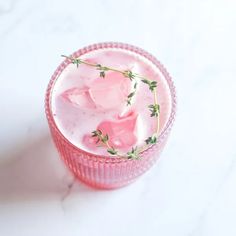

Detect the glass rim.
xmin=45 ymin=42 xmax=177 ymax=162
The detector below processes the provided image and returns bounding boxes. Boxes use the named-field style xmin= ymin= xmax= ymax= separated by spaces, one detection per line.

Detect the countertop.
xmin=0 ymin=0 xmax=236 ymax=235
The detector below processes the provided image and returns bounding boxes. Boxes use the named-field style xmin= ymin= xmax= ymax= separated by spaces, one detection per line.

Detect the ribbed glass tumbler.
xmin=45 ymin=42 xmax=176 ymax=189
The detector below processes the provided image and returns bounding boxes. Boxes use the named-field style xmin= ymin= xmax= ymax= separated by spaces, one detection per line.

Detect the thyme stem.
xmin=62 ymin=54 xmax=161 ymax=159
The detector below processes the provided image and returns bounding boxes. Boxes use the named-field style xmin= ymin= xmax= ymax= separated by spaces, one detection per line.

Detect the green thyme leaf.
xmin=96 ymin=64 xmax=109 ymax=78
xmin=123 ymin=70 xmax=135 ymax=80
xmin=141 ymin=79 xmax=157 ymax=92
xmin=127 ymin=147 xmax=139 ymax=159
xmin=91 ymin=129 xmax=102 ymax=137
xmin=141 ymin=79 xmax=150 ymax=85
xmin=107 ymin=147 xmax=118 ymax=155
xmin=61 ymin=55 xmax=82 ymax=68
xmin=96 ymin=65 xmax=109 ymax=71
xmin=126 ymin=91 xmax=135 ymax=106
xmin=149 ymin=81 xmax=157 ymax=91
xmin=128 ymin=92 xmax=135 ymax=98
xmin=91 ymin=130 xmax=105 ymax=144
xmin=100 ymin=71 xmax=105 ymax=78
xmin=127 ymin=99 xmax=131 ymax=106
xmin=148 ymin=104 xmax=160 ymax=117
xmin=145 ymin=135 xmax=157 ymax=145
xmin=101 ymin=134 xmax=109 ymax=143
xmin=126 ymin=79 xmax=138 ymax=106
xmin=96 ymin=64 xmax=102 ymax=69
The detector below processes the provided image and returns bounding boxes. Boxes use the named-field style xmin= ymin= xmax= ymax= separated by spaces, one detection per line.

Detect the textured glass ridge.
xmin=45 ymin=42 xmax=176 ymax=189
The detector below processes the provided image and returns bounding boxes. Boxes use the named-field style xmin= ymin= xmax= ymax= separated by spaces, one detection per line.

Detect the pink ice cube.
xmin=97 ymin=111 xmax=138 ymax=149
xmin=83 ymin=111 xmax=138 ymax=150
xmin=89 ymin=72 xmax=131 ymax=110
xmin=62 ymin=87 xmax=96 ymax=109
xmin=61 ymin=71 xmax=131 ymax=110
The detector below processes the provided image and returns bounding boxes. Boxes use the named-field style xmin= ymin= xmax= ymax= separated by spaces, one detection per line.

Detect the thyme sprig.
xmin=127 ymin=147 xmax=139 ymax=159
xmin=62 ymin=54 xmax=161 ymax=159
xmin=123 ymin=70 xmax=135 ymax=80
xmin=92 ymin=130 xmax=119 ymax=156
xmin=92 ymin=129 xmax=140 ymax=159
xmin=141 ymin=79 xmax=157 ymax=92
xmin=149 ymin=104 xmax=160 ymax=117
xmin=96 ymin=64 xmax=109 ymax=78
xmin=127 ymin=80 xmax=138 ymax=106
xmin=145 ymin=135 xmax=157 ymax=145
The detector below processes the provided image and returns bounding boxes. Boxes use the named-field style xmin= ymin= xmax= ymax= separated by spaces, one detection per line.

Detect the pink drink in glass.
xmin=45 ymin=42 xmax=176 ymax=189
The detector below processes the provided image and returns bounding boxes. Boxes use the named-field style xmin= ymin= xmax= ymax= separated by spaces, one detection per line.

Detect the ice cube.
xmin=89 ymin=71 xmax=131 ymax=110
xmin=97 ymin=111 xmax=138 ymax=149
xmin=61 ymin=87 xmax=96 ymax=109
xmin=61 ymin=71 xmax=131 ymax=111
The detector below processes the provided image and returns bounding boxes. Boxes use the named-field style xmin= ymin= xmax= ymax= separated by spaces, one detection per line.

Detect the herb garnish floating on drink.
xmin=61 ymin=55 xmax=160 ymax=159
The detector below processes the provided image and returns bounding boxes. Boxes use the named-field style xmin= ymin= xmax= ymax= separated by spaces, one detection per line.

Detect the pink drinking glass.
xmin=45 ymin=42 xmax=177 ymax=189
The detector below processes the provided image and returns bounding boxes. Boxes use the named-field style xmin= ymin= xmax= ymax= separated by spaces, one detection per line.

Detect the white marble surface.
xmin=0 ymin=0 xmax=236 ymax=235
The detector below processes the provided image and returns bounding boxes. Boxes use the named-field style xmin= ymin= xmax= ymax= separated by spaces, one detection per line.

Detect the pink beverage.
xmin=45 ymin=42 xmax=176 ymax=189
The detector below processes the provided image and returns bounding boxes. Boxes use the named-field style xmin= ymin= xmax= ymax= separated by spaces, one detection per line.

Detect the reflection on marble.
xmin=0 ymin=0 xmax=236 ymax=235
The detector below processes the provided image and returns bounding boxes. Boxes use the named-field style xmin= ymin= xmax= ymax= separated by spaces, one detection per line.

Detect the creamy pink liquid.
xmin=51 ymin=48 xmax=171 ymax=156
